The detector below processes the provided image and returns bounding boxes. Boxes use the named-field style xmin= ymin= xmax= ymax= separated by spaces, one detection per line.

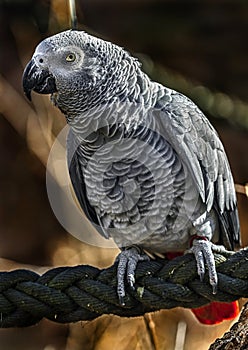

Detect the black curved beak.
xmin=22 ymin=59 xmax=57 ymax=101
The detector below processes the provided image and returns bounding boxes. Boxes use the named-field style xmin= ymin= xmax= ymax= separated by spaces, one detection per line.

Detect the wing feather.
xmin=156 ymin=88 xmax=240 ymax=248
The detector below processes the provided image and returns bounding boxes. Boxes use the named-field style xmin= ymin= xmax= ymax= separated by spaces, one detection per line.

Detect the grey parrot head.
xmin=22 ymin=30 xmax=127 ymax=104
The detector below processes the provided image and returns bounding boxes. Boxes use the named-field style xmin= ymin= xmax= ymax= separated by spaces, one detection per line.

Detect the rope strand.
xmin=0 ymin=249 xmax=247 ymax=327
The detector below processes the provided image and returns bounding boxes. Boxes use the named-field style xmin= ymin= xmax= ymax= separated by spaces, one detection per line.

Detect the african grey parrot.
xmin=22 ymin=30 xmax=240 ymax=303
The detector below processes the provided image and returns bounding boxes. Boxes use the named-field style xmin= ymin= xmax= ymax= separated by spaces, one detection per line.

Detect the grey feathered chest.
xmin=68 ymin=89 xmax=205 ymax=252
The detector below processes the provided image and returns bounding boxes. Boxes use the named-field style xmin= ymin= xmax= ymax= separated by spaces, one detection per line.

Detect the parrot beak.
xmin=22 ymin=59 xmax=57 ymax=101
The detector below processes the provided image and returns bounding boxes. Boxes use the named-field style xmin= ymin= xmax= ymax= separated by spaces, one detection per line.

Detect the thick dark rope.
xmin=0 ymin=249 xmax=247 ymax=328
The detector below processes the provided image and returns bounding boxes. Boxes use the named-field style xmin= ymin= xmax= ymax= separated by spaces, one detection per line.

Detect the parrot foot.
xmin=115 ymin=246 xmax=149 ymax=305
xmin=186 ymin=237 xmax=228 ymax=294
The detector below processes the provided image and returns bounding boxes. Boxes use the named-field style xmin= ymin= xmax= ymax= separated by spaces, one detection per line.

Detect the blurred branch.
xmin=0 ymin=74 xmax=64 ymax=167
xmin=209 ymin=302 xmax=248 ymax=350
xmin=235 ymin=184 xmax=248 ymax=198
xmin=68 ymin=0 xmax=78 ymax=29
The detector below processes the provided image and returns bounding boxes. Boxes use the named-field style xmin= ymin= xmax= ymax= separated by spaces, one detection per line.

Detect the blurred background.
xmin=0 ymin=0 xmax=248 ymax=349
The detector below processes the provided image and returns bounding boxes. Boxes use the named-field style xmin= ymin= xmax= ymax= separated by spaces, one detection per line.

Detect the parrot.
xmin=22 ymin=30 xmax=241 ymax=324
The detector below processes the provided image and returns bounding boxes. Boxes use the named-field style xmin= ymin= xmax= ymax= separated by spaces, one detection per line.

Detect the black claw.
xmin=212 ymin=284 xmax=217 ymax=295
xmin=119 ymin=296 xmax=125 ymax=306
xmin=129 ymin=282 xmax=135 ymax=291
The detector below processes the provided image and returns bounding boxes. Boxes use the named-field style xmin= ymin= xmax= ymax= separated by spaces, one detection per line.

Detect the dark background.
xmin=0 ymin=1 xmax=248 ymax=348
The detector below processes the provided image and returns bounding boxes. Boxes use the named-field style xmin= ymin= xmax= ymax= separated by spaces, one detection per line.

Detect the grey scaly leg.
xmin=187 ymin=212 xmax=229 ymax=294
xmin=115 ymin=246 xmax=149 ymax=305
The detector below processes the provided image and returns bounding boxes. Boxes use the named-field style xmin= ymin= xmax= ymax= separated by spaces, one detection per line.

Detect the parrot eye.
xmin=66 ymin=53 xmax=76 ymax=62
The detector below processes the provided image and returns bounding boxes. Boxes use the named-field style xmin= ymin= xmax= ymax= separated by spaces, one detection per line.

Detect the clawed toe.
xmin=186 ymin=238 xmax=227 ymax=294
xmin=116 ymin=246 xmax=149 ymax=305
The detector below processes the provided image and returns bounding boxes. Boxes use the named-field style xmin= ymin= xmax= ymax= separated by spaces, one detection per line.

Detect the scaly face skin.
xmin=22 ymin=30 xmax=240 ymax=304
xmin=23 ymin=30 xmax=136 ymax=118
xmin=24 ymin=31 xmax=103 ymax=94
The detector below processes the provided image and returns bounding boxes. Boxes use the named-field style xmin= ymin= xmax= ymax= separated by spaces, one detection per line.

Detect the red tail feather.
xmin=191 ymin=301 xmax=240 ymax=325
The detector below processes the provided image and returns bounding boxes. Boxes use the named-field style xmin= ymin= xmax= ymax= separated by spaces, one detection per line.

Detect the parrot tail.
xmin=191 ymin=301 xmax=240 ymax=325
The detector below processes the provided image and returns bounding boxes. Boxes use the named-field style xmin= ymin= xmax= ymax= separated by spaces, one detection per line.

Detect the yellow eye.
xmin=66 ymin=53 xmax=76 ymax=62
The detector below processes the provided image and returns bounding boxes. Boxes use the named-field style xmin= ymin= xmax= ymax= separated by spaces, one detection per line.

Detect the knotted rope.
xmin=0 ymin=249 xmax=247 ymax=327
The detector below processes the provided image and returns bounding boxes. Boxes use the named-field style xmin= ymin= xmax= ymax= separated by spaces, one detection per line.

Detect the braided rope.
xmin=0 ymin=249 xmax=247 ymax=327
